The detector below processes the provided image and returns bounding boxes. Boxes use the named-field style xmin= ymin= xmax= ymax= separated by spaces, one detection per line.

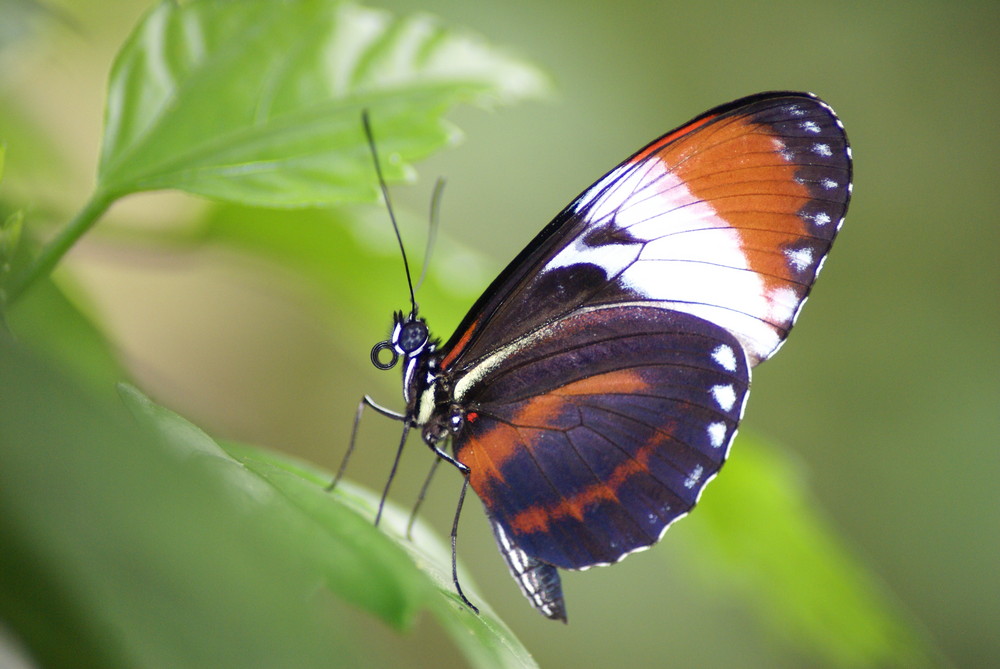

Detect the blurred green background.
xmin=2 ymin=0 xmax=998 ymax=666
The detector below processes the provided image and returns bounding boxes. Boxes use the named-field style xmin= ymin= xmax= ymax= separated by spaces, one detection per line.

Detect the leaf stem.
xmin=5 ymin=191 xmax=114 ymax=306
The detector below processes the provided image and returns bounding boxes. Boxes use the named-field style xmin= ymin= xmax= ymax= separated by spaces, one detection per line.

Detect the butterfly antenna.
xmin=414 ymin=177 xmax=445 ymax=293
xmin=362 ymin=111 xmax=418 ymax=315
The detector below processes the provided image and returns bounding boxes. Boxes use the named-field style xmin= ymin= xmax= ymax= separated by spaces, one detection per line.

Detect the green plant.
xmin=0 ymin=1 xmax=941 ymax=667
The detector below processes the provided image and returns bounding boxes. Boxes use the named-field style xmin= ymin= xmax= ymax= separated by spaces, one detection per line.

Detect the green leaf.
xmin=224 ymin=444 xmax=539 ymax=669
xmin=3 ymin=273 xmax=126 ymax=394
xmin=676 ymin=434 xmax=942 ymax=667
xmin=98 ymin=0 xmax=550 ymax=206
xmin=0 ymin=340 xmax=537 ymax=668
xmin=0 ymin=339 xmax=345 ymax=668
xmin=121 ymin=387 xmax=538 ymax=668
xmin=0 ymin=209 xmax=23 ymax=309
xmin=0 ymin=208 xmax=124 ymax=392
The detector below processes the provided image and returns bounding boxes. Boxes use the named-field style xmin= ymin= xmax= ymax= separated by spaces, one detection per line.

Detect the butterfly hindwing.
xmin=451 ymin=305 xmax=750 ymax=569
xmin=488 ymin=510 xmax=567 ymax=621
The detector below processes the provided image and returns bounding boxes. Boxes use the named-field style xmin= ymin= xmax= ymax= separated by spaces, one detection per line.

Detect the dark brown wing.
xmin=452 ymin=305 xmax=750 ymax=570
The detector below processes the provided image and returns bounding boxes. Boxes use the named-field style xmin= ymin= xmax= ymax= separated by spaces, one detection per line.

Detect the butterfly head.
xmin=370 ymin=310 xmax=432 ymax=371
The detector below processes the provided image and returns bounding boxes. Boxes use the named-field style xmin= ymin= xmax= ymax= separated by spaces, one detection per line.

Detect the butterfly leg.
xmin=425 ymin=439 xmax=469 ymax=476
xmin=374 ymin=420 xmax=411 ymax=526
xmin=326 ymin=394 xmax=405 ymax=495
xmin=421 ymin=436 xmax=479 ymax=614
xmin=450 ymin=475 xmax=480 ymax=615
xmin=406 ymin=456 xmax=442 ymax=539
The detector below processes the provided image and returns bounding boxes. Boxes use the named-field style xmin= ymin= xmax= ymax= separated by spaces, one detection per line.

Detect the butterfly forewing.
xmin=440 ymin=92 xmax=850 ymax=372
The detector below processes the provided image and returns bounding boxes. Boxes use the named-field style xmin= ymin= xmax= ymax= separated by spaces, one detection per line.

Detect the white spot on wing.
xmin=712 ymin=344 xmax=738 ymax=372
xmin=802 ymin=120 xmax=821 ymax=133
xmin=773 ymin=137 xmax=794 ymax=161
xmin=813 ymin=143 xmax=833 ymax=157
xmin=804 ymin=211 xmax=831 ymax=227
xmin=711 ymin=384 xmax=737 ymax=411
xmin=784 ymin=246 xmax=814 ymax=272
xmin=545 ymin=162 xmax=650 ymax=277
xmin=707 ymin=422 xmax=727 ymax=448
xmin=684 ymin=464 xmax=704 ymax=489
xmin=821 ymin=177 xmax=839 ymax=190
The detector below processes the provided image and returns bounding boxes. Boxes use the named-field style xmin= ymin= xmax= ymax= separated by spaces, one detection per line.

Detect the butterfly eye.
xmin=396 ymin=320 xmax=429 ymax=355
xmin=370 ymin=340 xmax=399 ymax=370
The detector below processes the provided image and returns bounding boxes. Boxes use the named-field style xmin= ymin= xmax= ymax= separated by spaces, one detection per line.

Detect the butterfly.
xmin=343 ymin=91 xmax=852 ymax=622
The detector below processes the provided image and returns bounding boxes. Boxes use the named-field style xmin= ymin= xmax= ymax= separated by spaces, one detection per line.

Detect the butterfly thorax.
xmin=412 ymin=358 xmax=465 ymax=448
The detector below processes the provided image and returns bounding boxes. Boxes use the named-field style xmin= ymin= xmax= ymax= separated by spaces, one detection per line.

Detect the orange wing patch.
xmin=660 ymin=115 xmax=814 ymax=293
xmin=553 ymin=368 xmax=651 ymax=397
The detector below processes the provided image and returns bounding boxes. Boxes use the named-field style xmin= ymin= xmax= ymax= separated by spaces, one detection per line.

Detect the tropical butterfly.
xmin=340 ymin=91 xmax=852 ymax=622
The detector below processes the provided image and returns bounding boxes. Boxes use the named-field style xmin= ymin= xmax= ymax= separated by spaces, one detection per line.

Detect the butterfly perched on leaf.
xmin=338 ymin=91 xmax=852 ymax=621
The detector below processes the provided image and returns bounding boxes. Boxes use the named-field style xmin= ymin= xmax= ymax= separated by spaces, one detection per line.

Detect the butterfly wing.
xmin=442 ymin=91 xmax=849 ymax=573
xmin=488 ymin=509 xmax=567 ymax=621
xmin=439 ymin=91 xmax=851 ymax=374
xmin=455 ymin=305 xmax=750 ymax=570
